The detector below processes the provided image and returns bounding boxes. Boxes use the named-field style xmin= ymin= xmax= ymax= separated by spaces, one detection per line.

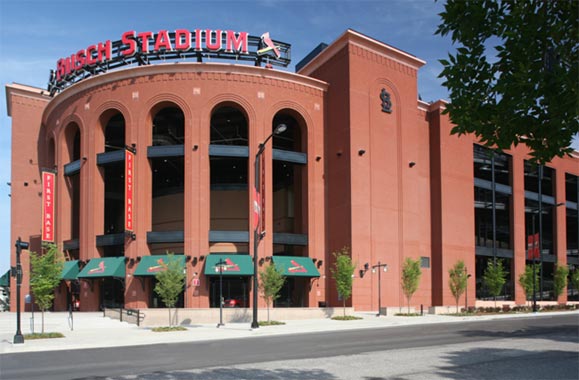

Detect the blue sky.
xmin=0 ymin=0 xmax=577 ymax=275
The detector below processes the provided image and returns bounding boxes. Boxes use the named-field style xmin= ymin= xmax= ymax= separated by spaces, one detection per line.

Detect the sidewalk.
xmin=1 ymin=310 xmax=577 ymax=354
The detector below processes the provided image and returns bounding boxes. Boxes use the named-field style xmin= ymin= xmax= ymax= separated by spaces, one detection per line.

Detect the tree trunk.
xmin=168 ymin=307 xmax=172 ymax=327
xmin=407 ymin=297 xmax=411 ymax=314
xmin=267 ymin=302 xmax=270 ymax=322
xmin=42 ymin=310 xmax=45 ymax=334
xmin=343 ymin=299 xmax=346 ymax=317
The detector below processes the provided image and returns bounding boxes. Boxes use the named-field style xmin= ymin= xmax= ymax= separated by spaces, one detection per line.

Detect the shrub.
xmin=331 ymin=315 xmax=362 ymax=321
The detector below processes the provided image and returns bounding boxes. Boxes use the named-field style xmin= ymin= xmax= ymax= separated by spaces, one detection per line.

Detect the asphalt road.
xmin=1 ymin=314 xmax=578 ymax=380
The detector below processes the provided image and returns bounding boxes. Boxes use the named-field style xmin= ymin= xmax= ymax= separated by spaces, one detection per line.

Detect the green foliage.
xmin=436 ymin=0 xmax=579 ymax=163
xmin=259 ymin=262 xmax=286 ymax=322
xmin=258 ymin=320 xmax=286 ymax=326
xmin=401 ymin=258 xmax=422 ymax=314
xmin=518 ymin=264 xmax=540 ymax=301
xmin=570 ymin=269 xmax=579 ymax=294
xmin=154 ymin=253 xmax=185 ymax=326
xmin=29 ymin=243 xmax=64 ymax=333
xmin=553 ymin=264 xmax=569 ymax=299
xmin=331 ymin=315 xmax=362 ymax=321
xmin=24 ymin=332 xmax=64 ymax=339
xmin=482 ymin=259 xmax=507 ymax=306
xmin=448 ymin=260 xmax=467 ymax=313
xmin=331 ymin=247 xmax=356 ymax=317
xmin=151 ymin=326 xmax=187 ymax=332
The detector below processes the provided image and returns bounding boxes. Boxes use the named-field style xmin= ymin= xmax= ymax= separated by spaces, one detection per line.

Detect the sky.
xmin=0 ymin=0 xmax=577 ymax=275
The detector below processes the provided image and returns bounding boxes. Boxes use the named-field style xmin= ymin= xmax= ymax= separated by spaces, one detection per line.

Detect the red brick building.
xmin=6 ymin=29 xmax=579 ymax=314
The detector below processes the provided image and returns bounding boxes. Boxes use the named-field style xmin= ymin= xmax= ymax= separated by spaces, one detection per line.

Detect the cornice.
xmin=44 ymin=63 xmax=329 ymax=119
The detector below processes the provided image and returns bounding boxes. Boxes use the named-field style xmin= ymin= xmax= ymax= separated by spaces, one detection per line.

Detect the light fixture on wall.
xmin=409 ymin=161 xmax=416 ymax=168
xmin=358 ymin=149 xmax=366 ymax=156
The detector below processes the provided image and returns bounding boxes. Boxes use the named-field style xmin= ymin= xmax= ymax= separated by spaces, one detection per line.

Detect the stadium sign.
xmin=48 ymin=29 xmax=291 ymax=95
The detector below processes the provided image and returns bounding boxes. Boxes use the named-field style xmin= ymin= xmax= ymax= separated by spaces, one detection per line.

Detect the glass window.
xmin=524 ymin=161 xmax=554 ymax=197
xmin=473 ymin=145 xmax=511 ymax=186
xmin=474 ymin=187 xmax=511 ymax=249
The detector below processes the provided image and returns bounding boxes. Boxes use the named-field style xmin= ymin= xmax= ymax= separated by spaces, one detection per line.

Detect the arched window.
xmin=271 ymin=111 xmax=310 ymax=308
xmin=150 ymin=106 xmax=185 ymax=254
xmin=208 ymin=104 xmax=250 ymax=309
xmin=64 ymin=123 xmax=81 ymax=240
xmin=101 ymin=113 xmax=126 ymax=236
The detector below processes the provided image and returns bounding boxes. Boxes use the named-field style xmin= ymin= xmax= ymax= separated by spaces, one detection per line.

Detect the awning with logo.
xmin=272 ymin=256 xmax=320 ymax=277
xmin=78 ymin=257 xmax=126 ymax=278
xmin=61 ymin=260 xmax=80 ymax=280
xmin=0 ymin=269 xmax=10 ymax=287
xmin=133 ymin=255 xmax=185 ymax=276
xmin=204 ymin=254 xmax=254 ymax=276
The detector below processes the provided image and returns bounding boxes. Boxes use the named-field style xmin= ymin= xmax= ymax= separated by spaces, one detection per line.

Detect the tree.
xmin=448 ymin=260 xmax=467 ymax=313
xmin=553 ymin=264 xmax=569 ymax=301
xmin=331 ymin=247 xmax=356 ymax=317
xmin=29 ymin=243 xmax=64 ymax=333
xmin=259 ymin=262 xmax=286 ymax=322
xmin=401 ymin=258 xmax=422 ymax=314
xmin=482 ymin=259 xmax=507 ymax=307
xmin=518 ymin=264 xmax=540 ymax=305
xmin=436 ymin=0 xmax=579 ymax=163
xmin=154 ymin=253 xmax=185 ymax=327
xmin=569 ymin=268 xmax=579 ymax=298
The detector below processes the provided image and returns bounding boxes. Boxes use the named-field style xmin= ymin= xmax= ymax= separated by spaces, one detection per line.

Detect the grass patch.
xmin=24 ymin=332 xmax=65 ymax=340
xmin=151 ymin=326 xmax=188 ymax=332
xmin=395 ymin=313 xmax=422 ymax=317
xmin=258 ymin=320 xmax=286 ymax=326
xmin=331 ymin=315 xmax=363 ymax=321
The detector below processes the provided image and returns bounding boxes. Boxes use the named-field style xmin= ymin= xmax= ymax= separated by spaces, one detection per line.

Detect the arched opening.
xmin=208 ymin=105 xmax=250 ymax=308
xmin=101 ymin=112 xmax=126 ymax=236
xmin=150 ymin=106 xmax=185 ymax=244
xmin=271 ymin=110 xmax=310 ymax=307
xmin=64 ymin=123 xmax=81 ymax=240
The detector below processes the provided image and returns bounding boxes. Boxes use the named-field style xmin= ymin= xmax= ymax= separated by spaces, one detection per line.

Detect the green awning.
xmin=133 ymin=255 xmax=185 ymax=276
xmin=78 ymin=257 xmax=126 ymax=278
xmin=272 ymin=256 xmax=320 ymax=277
xmin=0 ymin=270 xmax=10 ymax=287
xmin=61 ymin=260 xmax=80 ymax=280
xmin=204 ymin=254 xmax=254 ymax=276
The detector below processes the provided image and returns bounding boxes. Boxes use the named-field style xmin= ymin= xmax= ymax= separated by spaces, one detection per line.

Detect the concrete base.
xmin=108 ymin=307 xmax=354 ymax=327
xmin=378 ymin=307 xmax=417 ymax=316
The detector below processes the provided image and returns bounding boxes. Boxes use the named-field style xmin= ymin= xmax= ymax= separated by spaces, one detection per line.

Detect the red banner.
xmin=260 ymin=152 xmax=266 ymax=233
xmin=253 ymin=186 xmax=261 ymax=232
xmin=42 ymin=171 xmax=55 ymax=242
xmin=527 ymin=233 xmax=540 ymax=260
xmin=125 ymin=149 xmax=134 ymax=232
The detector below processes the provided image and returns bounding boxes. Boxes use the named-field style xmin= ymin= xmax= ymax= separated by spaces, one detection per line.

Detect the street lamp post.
xmin=217 ymin=258 xmax=225 ymax=328
xmin=13 ymin=237 xmax=29 ymax=344
xmin=372 ymin=262 xmax=388 ymax=316
xmin=528 ymin=202 xmax=564 ymax=312
xmin=464 ymin=268 xmax=472 ymax=312
xmin=252 ymin=124 xmax=287 ymax=329
xmin=531 ymin=213 xmax=538 ymax=312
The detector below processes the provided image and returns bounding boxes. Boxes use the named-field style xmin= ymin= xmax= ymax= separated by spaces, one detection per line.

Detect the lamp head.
xmin=274 ymin=124 xmax=287 ymax=134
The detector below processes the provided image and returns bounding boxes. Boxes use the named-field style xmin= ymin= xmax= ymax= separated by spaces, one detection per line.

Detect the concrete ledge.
xmin=133 ymin=307 xmax=354 ymax=327
xmin=379 ymin=307 xmax=418 ymax=316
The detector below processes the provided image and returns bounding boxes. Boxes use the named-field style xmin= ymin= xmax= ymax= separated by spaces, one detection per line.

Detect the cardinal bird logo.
xmin=288 ymin=260 xmax=307 ymax=273
xmin=214 ymin=258 xmax=240 ymax=273
xmin=88 ymin=261 xmax=105 ymax=274
xmin=257 ymin=32 xmax=281 ymax=59
xmin=147 ymin=258 xmax=166 ymax=273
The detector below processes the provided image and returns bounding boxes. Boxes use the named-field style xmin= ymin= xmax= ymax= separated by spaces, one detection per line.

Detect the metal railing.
xmin=104 ymin=307 xmax=144 ymax=326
